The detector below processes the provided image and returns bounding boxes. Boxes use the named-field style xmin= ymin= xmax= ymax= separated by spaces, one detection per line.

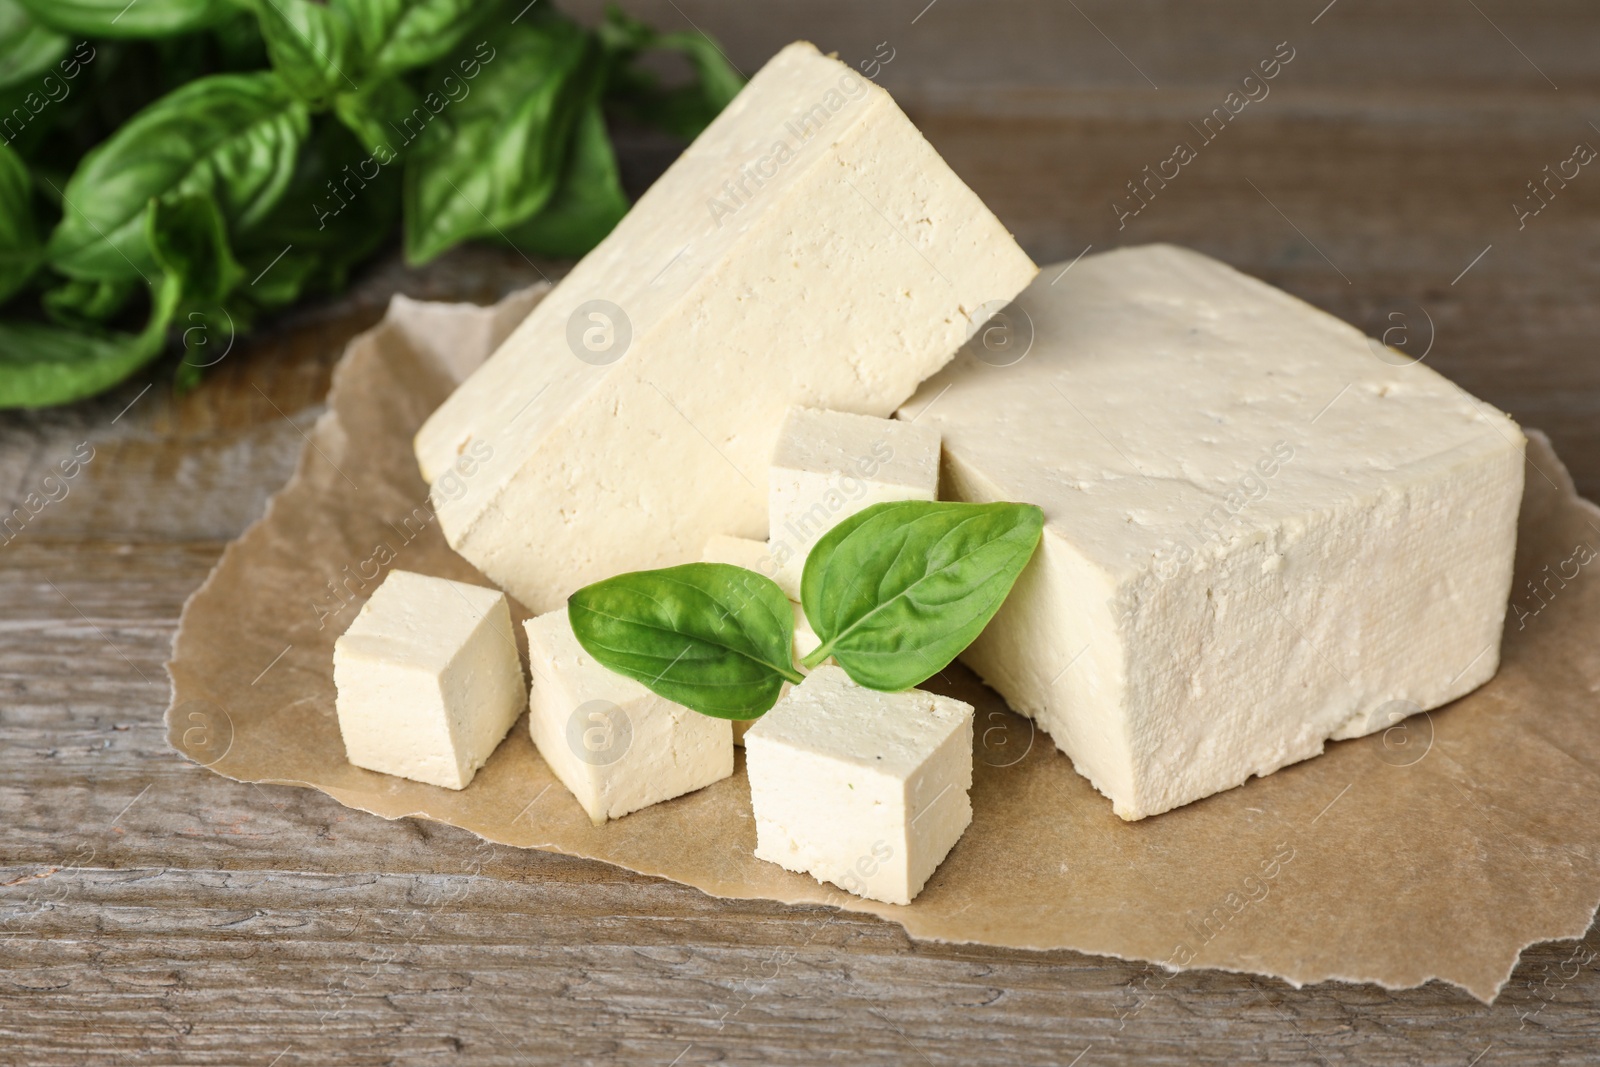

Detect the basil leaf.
xmin=402 ymin=19 xmax=597 ymax=264
xmin=42 ymin=276 xmax=140 ymax=326
xmin=500 ymin=99 xmax=627 ymax=259
xmin=1 ymin=190 xmax=241 ymax=407
xmin=0 ymin=317 xmax=166 ymax=408
xmin=240 ymin=0 xmax=358 ymax=104
xmin=13 ymin=0 xmax=225 ymax=39
xmin=568 ymin=563 xmax=803 ymax=721
xmin=45 ymin=71 xmax=310 ymax=283
xmin=332 ymin=75 xmax=420 ymax=158
xmin=343 ymin=0 xmax=489 ymax=79
xmin=0 ymin=139 xmax=39 ymax=303
xmin=232 ymin=119 xmax=398 ymax=313
xmin=0 ymin=0 xmax=69 ymax=92
xmin=151 ymin=189 xmax=245 ymax=305
xmin=800 ymin=501 xmax=1045 ymax=691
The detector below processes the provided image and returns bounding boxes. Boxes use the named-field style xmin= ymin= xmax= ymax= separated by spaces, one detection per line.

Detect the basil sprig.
xmin=567 ymin=501 xmax=1045 ymax=720
xmin=0 ymin=0 xmax=743 ymax=409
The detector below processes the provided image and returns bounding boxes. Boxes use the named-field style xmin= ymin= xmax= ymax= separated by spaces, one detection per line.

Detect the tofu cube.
xmin=768 ymin=408 xmax=941 ymax=596
xmin=745 ymin=665 xmax=974 ymax=905
xmin=899 ymin=244 xmax=1527 ymax=820
xmin=525 ymin=610 xmax=733 ymax=823
xmin=333 ymin=570 xmax=526 ymax=790
xmin=413 ymin=41 xmax=1036 ymax=615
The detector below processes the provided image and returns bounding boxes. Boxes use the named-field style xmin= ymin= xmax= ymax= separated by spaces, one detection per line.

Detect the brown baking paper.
xmin=166 ymin=285 xmax=1600 ymax=1002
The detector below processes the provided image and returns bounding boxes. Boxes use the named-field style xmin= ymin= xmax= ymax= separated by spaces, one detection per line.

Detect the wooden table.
xmin=5 ymin=2 xmax=1597 ymax=1062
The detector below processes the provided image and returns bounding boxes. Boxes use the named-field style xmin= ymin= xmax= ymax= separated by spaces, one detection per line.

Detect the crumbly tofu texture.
xmin=745 ymin=666 xmax=974 ymax=905
xmin=333 ymin=570 xmax=525 ymax=790
xmin=414 ymin=41 xmax=1036 ymax=614
xmin=898 ymin=244 xmax=1526 ymax=821
xmin=525 ymin=610 xmax=733 ymax=823
xmin=768 ymin=407 xmax=941 ymax=595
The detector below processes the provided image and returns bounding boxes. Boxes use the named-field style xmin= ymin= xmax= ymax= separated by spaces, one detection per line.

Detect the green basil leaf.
xmin=150 ymin=188 xmax=245 ymax=304
xmin=500 ymin=99 xmax=627 ymax=259
xmin=0 ymin=316 xmax=167 ymax=407
xmin=342 ymin=0 xmax=489 ymax=78
xmin=233 ymin=118 xmax=399 ymax=312
xmin=800 ymin=501 xmax=1045 ymax=691
xmin=0 ymin=138 xmax=40 ymax=302
xmin=568 ymin=563 xmax=803 ymax=721
xmin=44 ymin=71 xmax=309 ymax=283
xmin=1 ymin=190 xmax=239 ymax=407
xmin=0 ymin=0 xmax=69 ymax=92
xmin=42 ymin=276 xmax=140 ymax=326
xmin=13 ymin=0 xmax=225 ymax=39
xmin=402 ymin=20 xmax=597 ymax=264
xmin=240 ymin=0 xmax=358 ymax=104
xmin=332 ymin=75 xmax=420 ymax=158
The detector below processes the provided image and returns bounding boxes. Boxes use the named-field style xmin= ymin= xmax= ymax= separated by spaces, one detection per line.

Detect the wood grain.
xmin=5 ymin=1 xmax=1600 ymax=1062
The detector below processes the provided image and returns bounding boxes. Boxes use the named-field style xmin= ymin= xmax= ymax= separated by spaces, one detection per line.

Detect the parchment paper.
xmin=166 ymin=285 xmax=1600 ymax=1003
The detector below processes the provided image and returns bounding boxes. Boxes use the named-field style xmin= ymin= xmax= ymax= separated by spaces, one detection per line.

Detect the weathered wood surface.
xmin=4 ymin=2 xmax=1600 ymax=1063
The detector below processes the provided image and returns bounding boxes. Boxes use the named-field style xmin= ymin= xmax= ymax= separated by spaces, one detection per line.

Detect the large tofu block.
xmin=899 ymin=244 xmax=1525 ymax=820
xmin=333 ymin=570 xmax=525 ymax=790
xmin=768 ymin=407 xmax=941 ymax=595
xmin=415 ymin=41 xmax=1037 ymax=613
xmin=525 ymin=610 xmax=733 ymax=823
xmin=746 ymin=666 xmax=973 ymax=904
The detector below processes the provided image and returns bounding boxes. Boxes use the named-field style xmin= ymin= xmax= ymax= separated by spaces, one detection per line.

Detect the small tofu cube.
xmin=767 ymin=408 xmax=941 ymax=596
xmin=745 ymin=665 xmax=973 ymax=905
xmin=525 ymin=610 xmax=733 ymax=823
xmin=333 ymin=570 xmax=526 ymax=790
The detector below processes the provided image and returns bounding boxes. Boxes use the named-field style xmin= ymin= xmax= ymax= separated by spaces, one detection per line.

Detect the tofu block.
xmin=414 ymin=41 xmax=1036 ymax=614
xmin=768 ymin=407 xmax=942 ymax=595
xmin=333 ymin=570 xmax=525 ymax=790
xmin=745 ymin=665 xmax=973 ymax=904
xmin=898 ymin=244 xmax=1526 ymax=820
xmin=525 ymin=610 xmax=733 ymax=822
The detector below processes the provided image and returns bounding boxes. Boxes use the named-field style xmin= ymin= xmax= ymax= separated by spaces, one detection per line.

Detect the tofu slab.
xmin=415 ymin=41 xmax=1037 ymax=613
xmin=898 ymin=244 xmax=1525 ymax=820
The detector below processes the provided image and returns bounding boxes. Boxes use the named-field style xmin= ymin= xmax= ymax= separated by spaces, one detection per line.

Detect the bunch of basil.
xmin=0 ymin=0 xmax=741 ymax=408
xmin=569 ymin=500 xmax=1047 ymax=719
